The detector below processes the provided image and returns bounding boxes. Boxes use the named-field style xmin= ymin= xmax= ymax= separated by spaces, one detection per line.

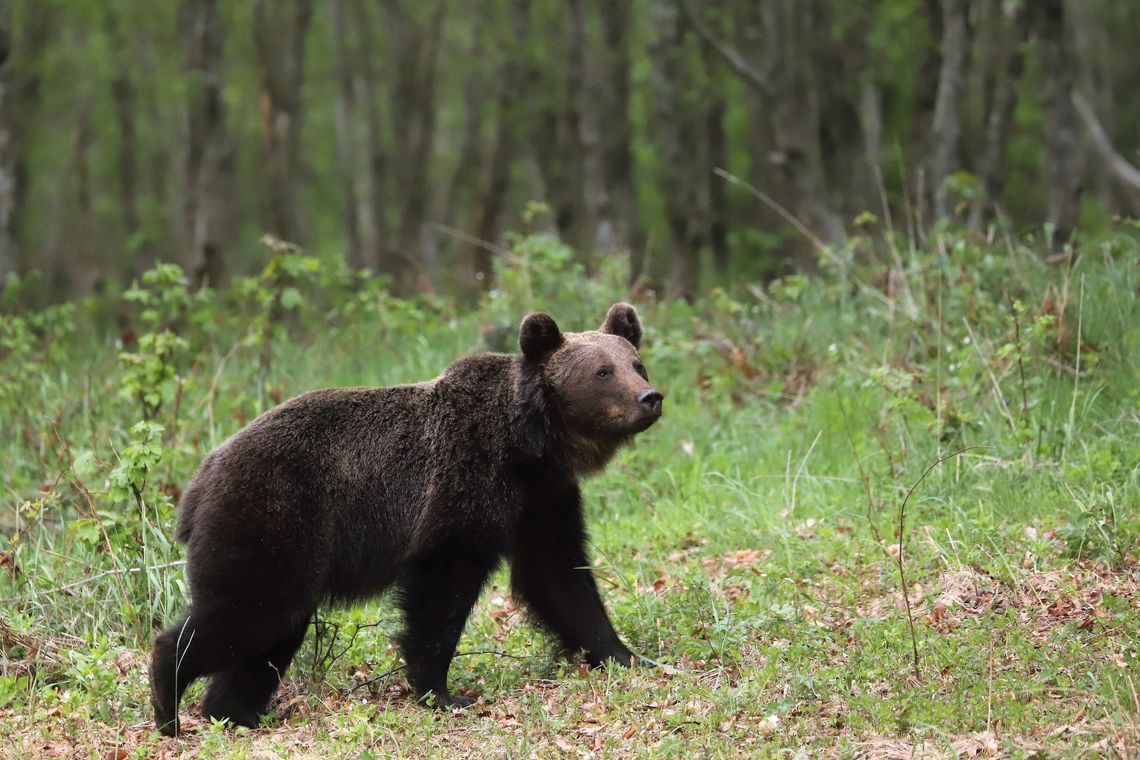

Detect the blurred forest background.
xmin=1 ymin=0 xmax=1139 ymax=304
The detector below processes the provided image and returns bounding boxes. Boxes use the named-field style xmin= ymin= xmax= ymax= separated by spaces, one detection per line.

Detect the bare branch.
xmin=1072 ymin=90 xmax=1140 ymax=203
xmin=0 ymin=560 xmax=187 ymax=605
xmin=677 ymin=0 xmax=772 ymax=96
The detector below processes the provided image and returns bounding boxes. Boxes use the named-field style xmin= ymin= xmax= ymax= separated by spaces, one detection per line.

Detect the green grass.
xmin=1 ymin=229 xmax=1139 ymax=757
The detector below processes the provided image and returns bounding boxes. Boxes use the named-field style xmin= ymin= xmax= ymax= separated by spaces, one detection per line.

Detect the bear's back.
xmin=175 ymin=385 xmax=436 ymax=543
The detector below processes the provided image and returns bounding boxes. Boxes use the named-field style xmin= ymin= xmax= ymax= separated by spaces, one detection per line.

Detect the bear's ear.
xmin=519 ymin=312 xmax=564 ymax=359
xmin=600 ymin=302 xmax=642 ymax=349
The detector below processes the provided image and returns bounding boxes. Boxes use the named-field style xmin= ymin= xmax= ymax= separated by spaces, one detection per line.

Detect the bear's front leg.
xmin=398 ymin=549 xmax=498 ymax=708
xmin=511 ymin=486 xmax=638 ymax=667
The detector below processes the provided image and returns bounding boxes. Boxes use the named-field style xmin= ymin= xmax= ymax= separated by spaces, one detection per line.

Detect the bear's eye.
xmin=633 ymin=361 xmax=648 ymax=380
xmin=596 ymin=367 xmax=612 ymax=379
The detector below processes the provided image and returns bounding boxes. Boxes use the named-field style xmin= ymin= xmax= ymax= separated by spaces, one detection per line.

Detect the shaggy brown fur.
xmin=149 ymin=303 xmax=663 ymax=735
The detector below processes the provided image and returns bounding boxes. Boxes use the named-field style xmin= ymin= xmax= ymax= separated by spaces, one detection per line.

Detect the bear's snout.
xmin=637 ymin=387 xmax=664 ymax=420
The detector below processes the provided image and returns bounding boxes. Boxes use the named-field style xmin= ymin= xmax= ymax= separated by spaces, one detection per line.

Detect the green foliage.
xmin=119 ymin=264 xmax=200 ymax=419
xmin=1 ymin=226 xmax=1138 ymax=754
xmin=0 ymin=675 xmax=30 ymax=710
xmin=122 ymin=263 xmax=196 ymax=329
xmin=234 ymin=237 xmax=326 ymax=412
xmin=108 ymin=421 xmax=165 ymax=503
xmin=483 ymin=227 xmax=628 ymax=330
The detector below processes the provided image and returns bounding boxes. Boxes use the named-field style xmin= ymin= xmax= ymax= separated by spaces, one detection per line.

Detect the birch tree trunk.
xmin=570 ymin=0 xmax=612 ymax=255
xmin=332 ymin=0 xmax=363 ymax=270
xmin=760 ymin=0 xmax=846 ymax=248
xmin=703 ymin=39 xmax=729 ymax=276
xmin=650 ymin=0 xmax=704 ymax=298
xmin=0 ymin=0 xmax=14 ymax=278
xmin=383 ymin=0 xmax=445 ymax=292
xmin=441 ymin=0 xmax=489 ymax=267
xmin=469 ymin=0 xmax=527 ymax=288
xmin=350 ymin=0 xmax=388 ymax=274
xmin=968 ymin=4 xmax=1029 ymax=232
xmin=929 ymin=0 xmax=969 ymax=221
xmin=598 ymin=0 xmax=639 ymax=262
xmin=105 ymin=8 xmax=148 ymax=278
xmin=0 ymin=0 xmax=48 ymax=279
xmin=183 ymin=0 xmax=235 ymax=289
xmin=252 ymin=0 xmax=314 ymax=248
xmin=1034 ymin=0 xmax=1081 ymax=244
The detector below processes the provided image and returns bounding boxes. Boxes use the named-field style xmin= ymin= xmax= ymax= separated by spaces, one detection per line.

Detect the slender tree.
xmin=0 ymin=0 xmax=51 ymax=279
xmin=252 ymin=0 xmax=314 ymax=247
xmin=105 ymin=7 xmax=149 ymax=278
xmin=183 ymin=0 xmax=235 ymax=289
xmin=650 ymin=0 xmax=705 ymax=298
xmin=0 ymin=0 xmax=14 ymax=277
xmin=968 ymin=2 xmax=1029 ymax=231
xmin=686 ymin=0 xmax=845 ymax=252
xmin=523 ymin=2 xmax=588 ymax=254
xmin=700 ymin=25 xmax=729 ymax=275
xmin=598 ymin=0 xmax=639 ymax=260
xmin=1033 ymin=0 xmax=1081 ymax=244
xmin=569 ymin=0 xmax=612 ymax=255
xmin=469 ymin=0 xmax=527 ymax=288
xmin=383 ymin=0 xmax=446 ymax=292
xmin=331 ymin=0 xmax=366 ymax=270
xmin=351 ymin=0 xmax=389 ymax=274
xmin=929 ymin=0 xmax=969 ymax=221
xmin=440 ymin=0 xmax=490 ymax=277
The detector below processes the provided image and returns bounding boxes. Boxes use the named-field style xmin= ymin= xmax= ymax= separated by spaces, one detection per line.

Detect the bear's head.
xmin=516 ymin=303 xmax=663 ymax=474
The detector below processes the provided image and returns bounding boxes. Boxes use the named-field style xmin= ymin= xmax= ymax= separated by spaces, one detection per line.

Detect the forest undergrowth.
xmin=1 ymin=225 xmax=1138 ymax=758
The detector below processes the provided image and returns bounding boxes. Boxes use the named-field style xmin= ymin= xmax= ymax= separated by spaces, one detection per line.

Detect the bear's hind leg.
xmin=398 ymin=550 xmax=498 ymax=708
xmin=201 ymin=621 xmax=308 ymax=730
xmin=150 ymin=610 xmax=235 ymax=736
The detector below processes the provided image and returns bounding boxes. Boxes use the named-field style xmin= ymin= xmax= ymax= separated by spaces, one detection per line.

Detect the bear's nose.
xmin=638 ymin=388 xmax=664 ymax=415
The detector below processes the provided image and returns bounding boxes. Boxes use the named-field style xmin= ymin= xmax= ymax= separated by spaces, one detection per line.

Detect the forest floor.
xmin=1 ymin=229 xmax=1138 ymax=758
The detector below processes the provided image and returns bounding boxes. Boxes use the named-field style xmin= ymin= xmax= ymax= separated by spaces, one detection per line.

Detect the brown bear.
xmin=149 ymin=303 xmax=663 ymax=735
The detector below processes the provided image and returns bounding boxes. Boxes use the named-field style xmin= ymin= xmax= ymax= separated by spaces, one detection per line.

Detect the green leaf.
xmin=280 ymin=287 xmax=304 ymax=310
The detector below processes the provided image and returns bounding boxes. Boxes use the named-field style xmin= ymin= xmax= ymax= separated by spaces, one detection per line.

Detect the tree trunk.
xmin=105 ymin=8 xmax=148 ymax=279
xmin=649 ymin=0 xmax=703 ymax=299
xmin=138 ymin=36 xmax=174 ymax=272
xmin=598 ymin=0 xmax=639 ymax=265
xmin=57 ymin=100 xmax=97 ymax=296
xmin=469 ymin=0 xmax=526 ymax=288
xmin=760 ymin=0 xmax=846 ymax=249
xmin=183 ymin=0 xmax=235 ymax=289
xmin=0 ymin=0 xmax=50 ymax=279
xmin=909 ymin=0 xmax=942 ymax=228
xmin=0 ymin=0 xmax=14 ymax=278
xmin=968 ymin=4 xmax=1029 ymax=232
xmin=523 ymin=3 xmax=587 ymax=253
xmin=440 ymin=0 xmax=489 ymax=267
xmin=349 ymin=0 xmax=388 ymax=274
xmin=252 ymin=0 xmax=314 ymax=248
xmin=861 ymin=80 xmax=883 ymax=183
xmin=383 ymin=0 xmax=445 ymax=292
xmin=470 ymin=88 xmax=514 ymax=289
xmin=1033 ymin=0 xmax=1082 ymax=244
xmin=569 ymin=0 xmax=611 ymax=255
xmin=690 ymin=0 xmax=845 ymax=254
xmin=929 ymin=0 xmax=969 ymax=222
xmin=1068 ymin=0 xmax=1121 ymax=211
xmin=701 ymin=35 xmax=729 ymax=275
xmin=331 ymin=0 xmax=363 ymax=270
